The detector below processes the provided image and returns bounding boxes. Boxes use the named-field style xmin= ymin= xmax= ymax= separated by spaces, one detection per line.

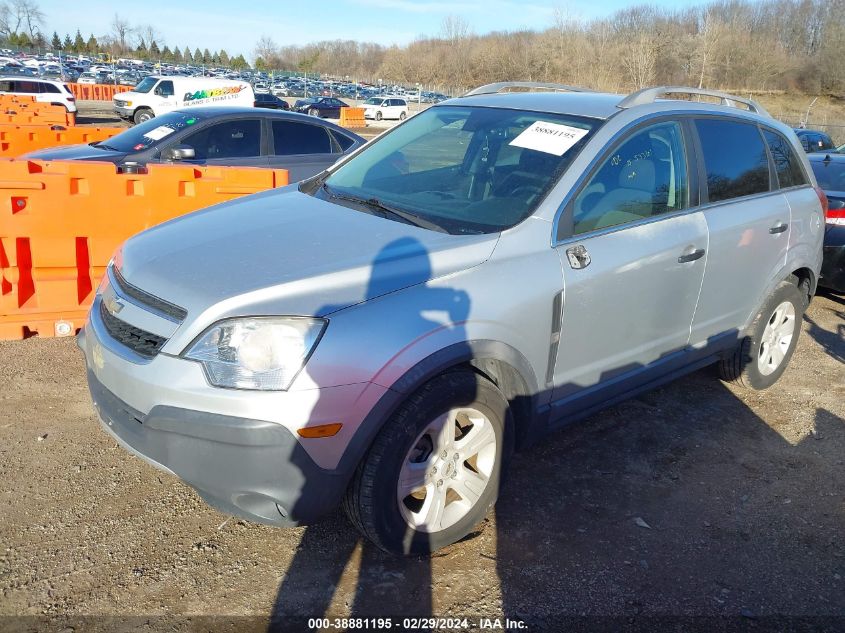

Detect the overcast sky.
xmin=37 ymin=0 xmax=702 ymax=59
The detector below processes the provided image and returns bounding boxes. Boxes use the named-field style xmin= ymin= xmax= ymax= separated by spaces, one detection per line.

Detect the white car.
xmin=363 ymin=96 xmax=408 ymax=121
xmin=253 ymin=82 xmax=270 ymax=94
xmin=0 ymin=77 xmax=77 ymax=112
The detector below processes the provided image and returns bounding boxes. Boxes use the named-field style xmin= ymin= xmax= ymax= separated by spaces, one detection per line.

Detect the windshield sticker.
xmin=142 ymin=125 xmax=175 ymax=141
xmin=509 ymin=121 xmax=589 ymax=156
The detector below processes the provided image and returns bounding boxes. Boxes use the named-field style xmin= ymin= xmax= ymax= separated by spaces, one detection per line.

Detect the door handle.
xmin=769 ymin=222 xmax=788 ymax=234
xmin=677 ymin=248 xmax=705 ymax=264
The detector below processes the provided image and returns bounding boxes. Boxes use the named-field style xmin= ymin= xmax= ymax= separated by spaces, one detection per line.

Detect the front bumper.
xmin=113 ymin=105 xmax=133 ymax=117
xmin=78 ymin=294 xmax=388 ymax=525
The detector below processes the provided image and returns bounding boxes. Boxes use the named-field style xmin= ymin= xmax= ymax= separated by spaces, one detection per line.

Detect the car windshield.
xmin=316 ymin=105 xmax=599 ymax=234
xmin=95 ymin=111 xmax=204 ymax=153
xmin=811 ymin=159 xmax=845 ymax=191
xmin=133 ymin=76 xmax=157 ymax=94
xmin=364 ymin=98 xmax=382 ymax=105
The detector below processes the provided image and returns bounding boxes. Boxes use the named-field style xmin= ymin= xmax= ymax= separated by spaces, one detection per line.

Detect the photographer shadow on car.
xmin=268 ymin=236 xmax=477 ymax=629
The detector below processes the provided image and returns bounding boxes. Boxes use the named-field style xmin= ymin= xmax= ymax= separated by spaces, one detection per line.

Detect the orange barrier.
xmin=0 ymin=109 xmax=75 ymax=127
xmin=68 ymin=83 xmax=123 ymax=101
xmin=0 ymin=125 xmax=123 ymax=157
xmin=0 ymin=159 xmax=290 ymax=339
xmin=339 ymin=107 xmax=366 ymax=128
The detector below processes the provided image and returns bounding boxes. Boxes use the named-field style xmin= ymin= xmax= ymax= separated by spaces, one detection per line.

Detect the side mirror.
xmin=161 ymin=145 xmax=195 ymax=161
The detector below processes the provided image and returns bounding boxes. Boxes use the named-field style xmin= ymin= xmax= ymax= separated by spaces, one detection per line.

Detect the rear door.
xmin=268 ymin=118 xmax=339 ymax=180
xmin=551 ymin=119 xmax=709 ymax=416
xmin=688 ymin=117 xmax=790 ymax=346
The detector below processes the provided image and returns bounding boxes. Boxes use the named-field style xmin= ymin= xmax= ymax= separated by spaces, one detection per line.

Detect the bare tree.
xmin=110 ymin=14 xmax=131 ymax=54
xmin=136 ymin=24 xmax=160 ymax=49
xmin=0 ymin=0 xmax=43 ymax=40
xmin=254 ymin=35 xmax=280 ymax=69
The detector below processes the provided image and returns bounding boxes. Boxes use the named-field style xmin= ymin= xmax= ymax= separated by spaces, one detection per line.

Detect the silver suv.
xmin=79 ymin=84 xmax=825 ymax=555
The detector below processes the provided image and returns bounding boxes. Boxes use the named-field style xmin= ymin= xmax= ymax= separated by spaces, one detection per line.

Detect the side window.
xmin=330 ymin=130 xmax=356 ymax=152
xmin=154 ymin=81 xmax=174 ymax=97
xmin=180 ymin=119 xmax=261 ymax=159
xmin=799 ymin=135 xmax=811 ymax=152
xmin=572 ymin=121 xmax=688 ymax=235
xmin=272 ymin=120 xmax=332 ymax=155
xmin=42 ymin=83 xmax=60 ymax=94
xmin=819 ymin=134 xmax=835 ymax=151
xmin=0 ymin=80 xmax=11 ymax=92
xmin=762 ymin=129 xmax=808 ymax=189
xmin=695 ymin=119 xmax=770 ymax=203
xmin=16 ymin=81 xmax=40 ymax=93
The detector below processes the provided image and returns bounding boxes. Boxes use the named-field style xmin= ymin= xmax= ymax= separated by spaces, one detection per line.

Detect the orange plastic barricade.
xmin=0 ymin=160 xmax=290 ymax=339
xmin=0 ymin=109 xmax=74 ymax=127
xmin=68 ymin=83 xmax=124 ymax=101
xmin=0 ymin=125 xmax=123 ymax=157
xmin=339 ymin=107 xmax=366 ymax=128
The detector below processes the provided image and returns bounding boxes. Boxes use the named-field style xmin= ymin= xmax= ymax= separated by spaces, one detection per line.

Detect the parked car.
xmin=253 ymin=81 xmax=270 ymax=94
xmin=113 ymin=75 xmax=254 ymax=125
xmin=293 ymin=96 xmax=349 ymax=118
xmin=0 ymin=77 xmax=76 ymax=112
xmin=24 ymin=107 xmax=364 ymax=182
xmin=78 ymin=84 xmax=823 ymax=555
xmin=363 ymin=96 xmax=408 ymax=121
xmin=254 ymin=93 xmax=290 ymax=110
xmin=806 ymin=153 xmax=845 ymax=291
xmin=793 ymin=128 xmax=836 ymax=153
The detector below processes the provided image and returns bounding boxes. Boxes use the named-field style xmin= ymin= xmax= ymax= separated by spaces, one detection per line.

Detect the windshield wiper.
xmin=321 ymin=184 xmax=449 ymax=233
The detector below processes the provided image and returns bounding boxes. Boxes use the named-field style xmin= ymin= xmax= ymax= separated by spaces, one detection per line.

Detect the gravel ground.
xmin=0 ymin=290 xmax=842 ymax=633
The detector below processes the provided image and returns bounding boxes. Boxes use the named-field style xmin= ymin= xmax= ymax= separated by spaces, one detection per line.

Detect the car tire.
xmin=344 ymin=370 xmax=513 ymax=555
xmin=133 ymin=108 xmax=153 ymax=125
xmin=718 ymin=279 xmax=805 ymax=390
xmin=399 ymin=112 xmax=406 ymax=121
xmin=308 ymin=107 xmax=319 ymax=117
xmin=375 ymin=111 xmax=382 ymax=121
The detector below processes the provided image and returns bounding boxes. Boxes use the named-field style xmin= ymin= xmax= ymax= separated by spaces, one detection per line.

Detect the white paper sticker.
xmin=143 ymin=125 xmax=175 ymax=141
xmin=509 ymin=121 xmax=589 ymax=156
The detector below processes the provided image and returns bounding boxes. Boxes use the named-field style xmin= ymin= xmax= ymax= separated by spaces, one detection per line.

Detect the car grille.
xmin=99 ymin=301 xmax=166 ymax=359
xmin=111 ymin=267 xmax=187 ymax=322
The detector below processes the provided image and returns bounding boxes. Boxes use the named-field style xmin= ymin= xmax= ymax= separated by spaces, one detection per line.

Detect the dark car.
xmin=807 ymin=153 xmax=845 ymax=292
xmin=293 ymin=96 xmax=349 ymax=118
xmin=254 ymin=93 xmax=290 ymax=110
xmin=794 ymin=128 xmax=836 ymax=153
xmin=23 ymin=107 xmax=365 ymax=183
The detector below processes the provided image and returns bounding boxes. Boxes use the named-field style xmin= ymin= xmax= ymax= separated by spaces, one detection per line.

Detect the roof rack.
xmin=618 ymin=86 xmax=770 ymax=117
xmin=464 ymin=82 xmax=593 ymax=97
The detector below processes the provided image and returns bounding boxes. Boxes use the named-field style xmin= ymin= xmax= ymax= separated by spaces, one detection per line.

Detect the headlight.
xmin=183 ymin=317 xmax=326 ymax=391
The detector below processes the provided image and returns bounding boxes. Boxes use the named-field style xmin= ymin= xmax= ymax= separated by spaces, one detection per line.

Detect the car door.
xmin=550 ymin=120 xmax=709 ymax=419
xmin=267 ymin=118 xmax=339 ymax=181
xmin=151 ymin=79 xmax=177 ymax=113
xmin=688 ymin=117 xmax=790 ymax=346
xmin=161 ymin=117 xmax=264 ymax=167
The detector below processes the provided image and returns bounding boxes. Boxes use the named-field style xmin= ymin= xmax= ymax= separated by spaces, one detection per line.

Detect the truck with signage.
xmin=113 ymin=75 xmax=255 ymax=125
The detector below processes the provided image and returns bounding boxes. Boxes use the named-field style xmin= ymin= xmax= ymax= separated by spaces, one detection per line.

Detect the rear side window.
xmin=0 ymin=80 xmax=11 ymax=92
xmin=331 ymin=131 xmax=356 ymax=152
xmin=696 ymin=119 xmax=770 ymax=202
xmin=272 ymin=120 xmax=332 ymax=155
xmin=41 ymin=83 xmax=60 ymax=94
xmin=762 ymin=130 xmax=808 ymax=189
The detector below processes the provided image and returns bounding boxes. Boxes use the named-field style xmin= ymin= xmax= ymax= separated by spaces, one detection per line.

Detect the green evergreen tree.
xmin=136 ymin=38 xmax=147 ymax=58
xmin=219 ymin=49 xmax=230 ymax=66
xmin=50 ymin=31 xmax=61 ymax=50
xmin=149 ymin=40 xmax=160 ymax=57
xmin=161 ymin=45 xmax=172 ymax=62
xmin=86 ymin=34 xmax=98 ymax=54
xmin=194 ymin=47 xmax=202 ymax=63
xmin=184 ymin=47 xmax=193 ymax=64
xmin=73 ymin=30 xmax=84 ymax=53
xmin=173 ymin=46 xmax=182 ymax=62
xmin=62 ymin=34 xmax=72 ymax=50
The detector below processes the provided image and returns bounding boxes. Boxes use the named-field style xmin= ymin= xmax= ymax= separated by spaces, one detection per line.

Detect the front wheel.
xmin=133 ymin=108 xmax=153 ymax=125
xmin=344 ymin=371 xmax=513 ymax=555
xmin=718 ymin=280 xmax=804 ymax=390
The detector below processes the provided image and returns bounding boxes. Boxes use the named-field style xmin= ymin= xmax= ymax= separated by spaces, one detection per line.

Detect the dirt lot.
xmin=0 ymin=288 xmax=843 ymax=632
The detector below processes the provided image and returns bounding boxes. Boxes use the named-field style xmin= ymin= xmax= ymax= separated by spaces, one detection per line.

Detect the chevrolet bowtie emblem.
xmin=104 ymin=294 xmax=125 ymax=316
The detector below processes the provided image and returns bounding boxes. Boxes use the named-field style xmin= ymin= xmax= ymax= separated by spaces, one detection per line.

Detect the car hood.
xmin=118 ymin=187 xmax=498 ymax=324
xmin=24 ymin=143 xmax=126 ymax=161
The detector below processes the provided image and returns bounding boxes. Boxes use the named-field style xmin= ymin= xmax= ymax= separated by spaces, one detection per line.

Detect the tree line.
xmin=252 ymin=0 xmax=845 ymax=94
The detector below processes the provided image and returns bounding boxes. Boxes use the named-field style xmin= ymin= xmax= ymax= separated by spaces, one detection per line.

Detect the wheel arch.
xmin=334 ymin=340 xmax=542 ymax=477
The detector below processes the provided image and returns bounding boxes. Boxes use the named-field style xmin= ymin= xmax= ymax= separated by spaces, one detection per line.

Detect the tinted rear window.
xmin=272 ymin=120 xmax=332 ymax=155
xmin=810 ymin=159 xmax=845 ymax=191
xmin=696 ymin=119 xmax=770 ymax=203
xmin=762 ymin=129 xmax=808 ymax=189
